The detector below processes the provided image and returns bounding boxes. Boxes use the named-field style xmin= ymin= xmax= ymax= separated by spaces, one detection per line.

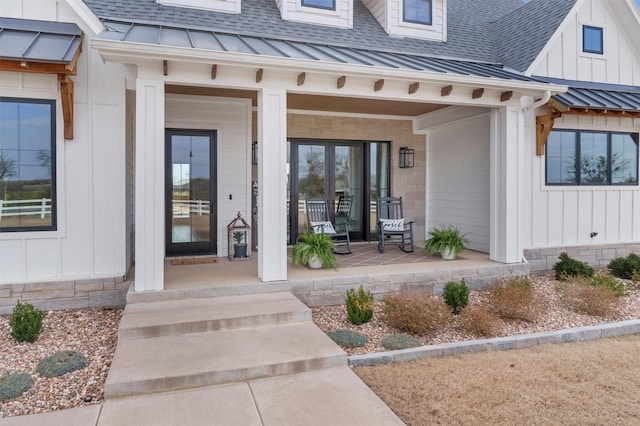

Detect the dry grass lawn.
xmin=355 ymin=335 xmax=640 ymax=425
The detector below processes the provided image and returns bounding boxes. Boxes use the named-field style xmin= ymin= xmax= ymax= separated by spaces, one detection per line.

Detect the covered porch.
xmin=92 ymin=20 xmax=563 ymax=294
xmin=125 ymin=245 xmax=528 ymax=306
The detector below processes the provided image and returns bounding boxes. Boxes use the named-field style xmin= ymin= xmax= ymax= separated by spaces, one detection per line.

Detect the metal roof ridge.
xmin=100 ymin=17 xmax=515 ymax=69
xmin=533 ymin=76 xmax=640 ymax=93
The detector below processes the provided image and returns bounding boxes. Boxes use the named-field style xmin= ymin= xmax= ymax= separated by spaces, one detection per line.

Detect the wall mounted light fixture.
xmin=399 ymin=147 xmax=414 ymax=168
xmin=252 ymin=141 xmax=258 ymax=165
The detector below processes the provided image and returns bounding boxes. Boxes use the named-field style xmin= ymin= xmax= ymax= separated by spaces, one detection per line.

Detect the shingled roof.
xmin=83 ymin=0 xmax=525 ymax=64
xmin=492 ymin=0 xmax=577 ymax=72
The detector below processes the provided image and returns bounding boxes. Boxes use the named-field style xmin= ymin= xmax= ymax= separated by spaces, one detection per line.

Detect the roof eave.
xmin=92 ymin=38 xmax=568 ymax=95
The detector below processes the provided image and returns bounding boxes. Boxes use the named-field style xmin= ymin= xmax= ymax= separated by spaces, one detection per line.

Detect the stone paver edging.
xmin=348 ymin=319 xmax=640 ymax=367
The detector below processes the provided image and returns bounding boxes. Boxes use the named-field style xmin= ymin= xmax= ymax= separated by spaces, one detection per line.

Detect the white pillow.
xmin=381 ymin=218 xmax=404 ymax=231
xmin=310 ymin=221 xmax=336 ymax=234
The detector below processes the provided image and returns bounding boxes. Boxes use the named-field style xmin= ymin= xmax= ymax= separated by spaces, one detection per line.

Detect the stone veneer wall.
xmin=524 ymin=243 xmax=640 ymax=273
xmin=0 ymin=277 xmax=130 ymax=315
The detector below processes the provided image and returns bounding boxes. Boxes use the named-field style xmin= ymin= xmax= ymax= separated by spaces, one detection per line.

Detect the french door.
xmin=288 ymin=139 xmax=390 ymax=244
xmin=165 ymin=129 xmax=217 ymax=256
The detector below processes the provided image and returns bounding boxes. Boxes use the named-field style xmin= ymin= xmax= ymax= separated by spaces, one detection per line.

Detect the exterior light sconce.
xmin=252 ymin=141 xmax=258 ymax=165
xmin=399 ymin=147 xmax=414 ymax=168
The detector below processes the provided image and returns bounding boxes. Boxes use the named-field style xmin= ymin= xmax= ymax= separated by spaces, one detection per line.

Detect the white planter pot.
xmin=308 ymin=254 xmax=323 ymax=269
xmin=441 ymin=247 xmax=456 ymax=260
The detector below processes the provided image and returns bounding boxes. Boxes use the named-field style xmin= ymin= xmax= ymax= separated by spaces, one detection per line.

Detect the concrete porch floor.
xmin=127 ymin=243 xmax=529 ymax=305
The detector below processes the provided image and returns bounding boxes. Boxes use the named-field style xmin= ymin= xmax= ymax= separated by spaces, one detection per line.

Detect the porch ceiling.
xmin=166 ymin=85 xmax=446 ymax=116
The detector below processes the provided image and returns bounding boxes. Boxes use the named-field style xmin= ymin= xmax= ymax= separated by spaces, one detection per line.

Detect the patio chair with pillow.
xmin=377 ymin=196 xmax=414 ymax=253
xmin=305 ymin=197 xmax=352 ymax=254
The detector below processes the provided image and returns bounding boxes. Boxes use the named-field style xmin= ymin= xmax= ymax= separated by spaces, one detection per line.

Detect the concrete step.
xmin=118 ymin=292 xmax=311 ymax=339
xmin=105 ymin=321 xmax=347 ymax=398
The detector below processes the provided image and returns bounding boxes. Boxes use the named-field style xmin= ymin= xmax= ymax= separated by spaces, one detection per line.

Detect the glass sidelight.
xmin=165 ymin=130 xmax=216 ymax=255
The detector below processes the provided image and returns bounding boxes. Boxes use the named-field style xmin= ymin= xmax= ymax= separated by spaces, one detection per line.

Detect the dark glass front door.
xmin=165 ymin=130 xmax=216 ymax=256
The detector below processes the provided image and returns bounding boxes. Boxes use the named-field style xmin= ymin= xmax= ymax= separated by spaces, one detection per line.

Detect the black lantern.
xmin=399 ymin=147 xmax=414 ymax=168
xmin=252 ymin=141 xmax=258 ymax=165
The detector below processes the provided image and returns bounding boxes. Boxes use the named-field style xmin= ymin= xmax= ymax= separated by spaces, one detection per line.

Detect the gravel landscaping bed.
xmin=0 ymin=308 xmax=122 ymax=418
xmin=1 ymin=273 xmax=638 ymax=417
xmin=312 ymin=274 xmax=640 ymax=356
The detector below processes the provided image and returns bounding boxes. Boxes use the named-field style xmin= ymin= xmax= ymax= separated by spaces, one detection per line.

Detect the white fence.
xmin=0 ymin=198 xmax=51 ymax=222
xmin=172 ymin=199 xmax=211 ymax=218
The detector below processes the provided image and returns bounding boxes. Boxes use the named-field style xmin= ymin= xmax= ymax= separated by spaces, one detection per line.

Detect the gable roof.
xmin=83 ymin=0 xmax=525 ymax=64
xmin=492 ymin=0 xmax=577 ymax=73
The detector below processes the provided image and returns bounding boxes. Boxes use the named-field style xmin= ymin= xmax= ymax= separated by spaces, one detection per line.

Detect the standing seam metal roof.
xmin=0 ymin=17 xmax=82 ymax=63
xmin=535 ymin=77 xmax=640 ymax=111
xmin=99 ymin=19 xmax=534 ymax=82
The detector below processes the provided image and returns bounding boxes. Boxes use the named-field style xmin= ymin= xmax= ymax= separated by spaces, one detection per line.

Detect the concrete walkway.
xmin=3 ymin=292 xmax=402 ymax=425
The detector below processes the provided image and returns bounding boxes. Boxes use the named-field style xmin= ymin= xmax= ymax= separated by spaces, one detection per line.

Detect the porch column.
xmin=134 ymin=77 xmax=165 ymax=291
xmin=257 ymin=88 xmax=288 ymax=281
xmin=489 ymin=106 xmax=524 ymax=263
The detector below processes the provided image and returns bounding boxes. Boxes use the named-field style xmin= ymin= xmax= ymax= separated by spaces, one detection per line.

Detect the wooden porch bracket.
xmin=500 ymin=91 xmax=513 ymax=102
xmin=441 ymin=85 xmax=453 ymax=96
xmin=211 ymin=65 xmax=217 ymax=80
xmin=337 ymin=75 xmax=346 ymax=89
xmin=297 ymin=72 xmax=306 ymax=86
xmin=256 ymin=68 xmax=263 ymax=83
xmin=472 ymin=88 xmax=485 ymax=99
xmin=58 ymin=74 xmax=74 ymax=140
xmin=535 ymin=112 xmax=561 ymax=156
xmin=408 ymin=82 xmax=420 ymax=95
xmin=374 ymin=79 xmax=384 ymax=92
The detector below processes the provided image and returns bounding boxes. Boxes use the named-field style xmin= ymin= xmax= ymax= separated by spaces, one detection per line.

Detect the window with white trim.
xmin=0 ymin=98 xmax=56 ymax=231
xmin=546 ymin=130 xmax=638 ymax=186
xmin=404 ymin=0 xmax=432 ymax=25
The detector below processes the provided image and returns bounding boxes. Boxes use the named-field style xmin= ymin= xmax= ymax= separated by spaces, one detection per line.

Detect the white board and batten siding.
xmin=522 ymin=0 xmax=640 ymax=249
xmin=362 ymin=0 xmax=446 ymax=41
xmin=427 ymin=113 xmax=491 ymax=253
xmin=0 ymin=1 xmax=128 ymax=284
xmin=278 ymin=0 xmax=353 ymax=29
xmin=164 ymin=94 xmax=252 ymax=258
xmin=529 ymin=0 xmax=640 ymax=85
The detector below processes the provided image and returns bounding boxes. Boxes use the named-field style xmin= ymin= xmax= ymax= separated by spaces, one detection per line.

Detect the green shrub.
xmin=9 ymin=301 xmax=46 ymax=343
xmin=589 ymin=274 xmax=627 ymax=297
xmin=558 ymin=277 xmax=620 ymax=317
xmin=382 ymin=334 xmax=421 ymax=350
xmin=608 ymin=253 xmax=640 ymax=280
xmin=442 ymin=279 xmax=469 ymax=314
xmin=345 ymin=285 xmax=374 ymax=325
xmin=327 ymin=329 xmax=367 ymax=348
xmin=0 ymin=373 xmax=34 ymax=402
xmin=36 ymin=350 xmax=87 ymax=377
xmin=458 ymin=304 xmax=500 ymax=338
xmin=553 ymin=252 xmax=594 ymax=280
xmin=487 ymin=276 xmax=540 ymax=322
xmin=382 ymin=288 xmax=452 ymax=336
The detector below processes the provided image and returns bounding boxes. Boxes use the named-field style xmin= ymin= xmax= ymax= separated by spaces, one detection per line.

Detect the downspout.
xmin=522 ymin=90 xmax=551 ymax=112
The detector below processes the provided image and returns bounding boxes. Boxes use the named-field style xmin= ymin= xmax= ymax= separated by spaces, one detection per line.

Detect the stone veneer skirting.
xmin=125 ymin=263 xmax=531 ymax=307
xmin=0 ymin=277 xmax=130 ymax=315
xmin=524 ymin=243 xmax=640 ymax=273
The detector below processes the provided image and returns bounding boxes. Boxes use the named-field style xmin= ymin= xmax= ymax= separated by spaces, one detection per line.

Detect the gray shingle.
xmin=492 ymin=0 xmax=577 ymax=72
xmin=83 ymin=0 xmax=526 ymax=63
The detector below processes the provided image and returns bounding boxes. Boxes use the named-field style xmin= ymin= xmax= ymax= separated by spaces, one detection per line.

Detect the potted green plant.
xmin=292 ymin=232 xmax=338 ymax=269
xmin=424 ymin=226 xmax=467 ymax=260
xmin=232 ymin=231 xmax=248 ymax=258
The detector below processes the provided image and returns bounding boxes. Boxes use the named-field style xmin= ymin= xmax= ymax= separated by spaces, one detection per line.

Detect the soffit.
xmin=165 ymin=85 xmax=446 ymax=116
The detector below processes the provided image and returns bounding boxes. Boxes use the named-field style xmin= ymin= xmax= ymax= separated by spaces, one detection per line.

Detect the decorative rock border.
xmin=348 ymin=319 xmax=640 ymax=367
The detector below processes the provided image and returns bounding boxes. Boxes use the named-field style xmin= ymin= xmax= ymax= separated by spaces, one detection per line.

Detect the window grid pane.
xmin=546 ymin=130 xmax=638 ymax=187
xmin=301 ymin=0 xmax=335 ymax=10
xmin=404 ymin=0 xmax=432 ymax=25
xmin=583 ymin=26 xmax=603 ymax=54
xmin=0 ymin=99 xmax=55 ymax=231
